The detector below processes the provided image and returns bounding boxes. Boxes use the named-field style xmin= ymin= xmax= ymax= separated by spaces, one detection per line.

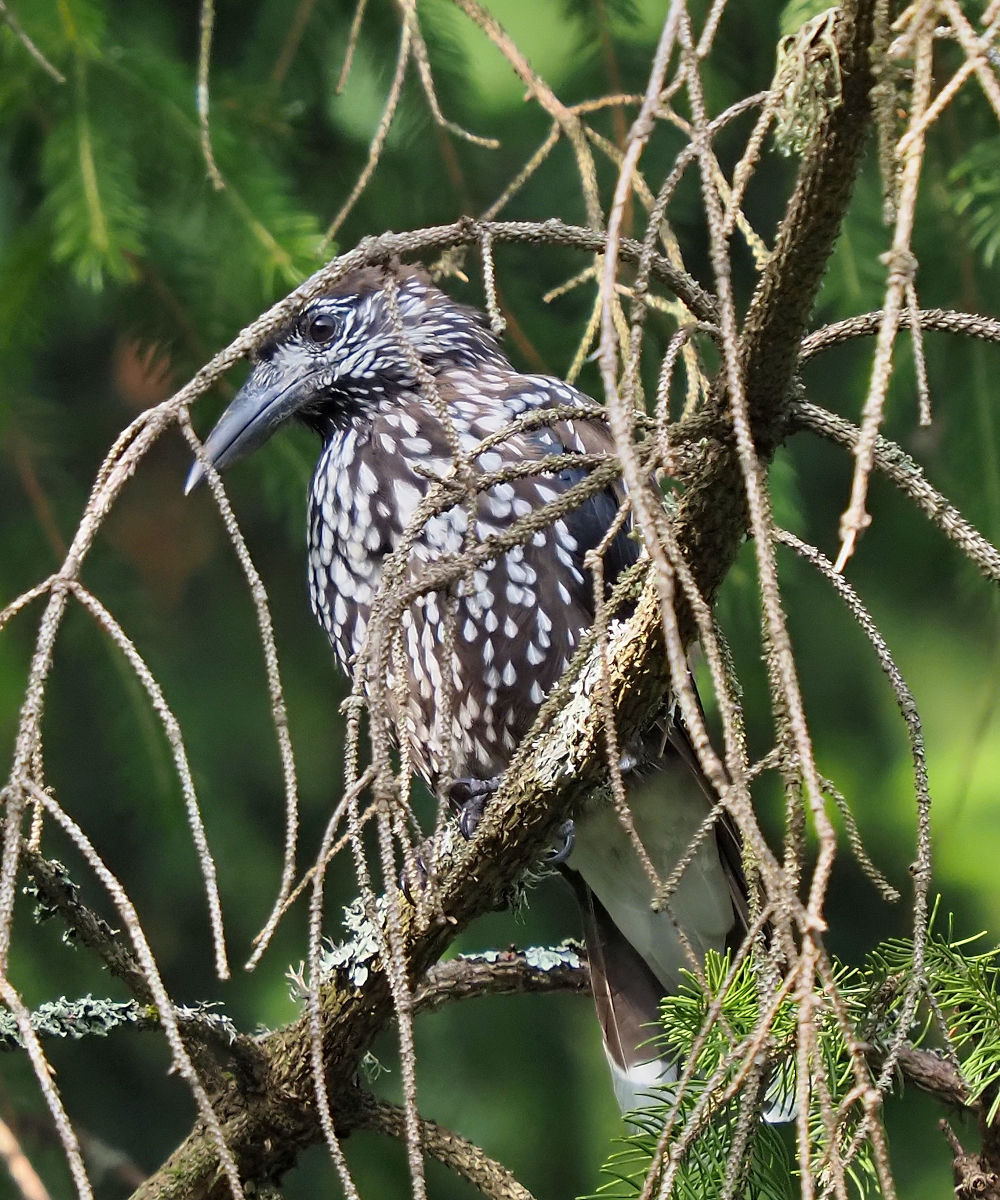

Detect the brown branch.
xmin=0 ymin=0 xmax=65 ymax=83
xmin=792 ymin=397 xmax=1000 ymax=584
xmin=22 ymin=853 xmax=263 ymax=1085
xmin=412 ymin=945 xmax=591 ymax=1015
xmin=801 ymin=307 xmax=1000 ymax=360
xmin=940 ymin=1119 xmax=1000 ymax=1200
xmin=270 ymin=0 xmax=318 ymax=87
xmin=23 ymin=852 xmax=151 ymax=1004
xmin=357 ymin=1099 xmax=534 ymax=1200
xmin=0 ymin=1115 xmax=51 ymax=1200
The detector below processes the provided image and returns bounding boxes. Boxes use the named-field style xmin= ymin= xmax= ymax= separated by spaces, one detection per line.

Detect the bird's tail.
xmin=566 ymin=874 xmax=679 ymax=1113
xmin=564 ymin=722 xmax=793 ymax=1123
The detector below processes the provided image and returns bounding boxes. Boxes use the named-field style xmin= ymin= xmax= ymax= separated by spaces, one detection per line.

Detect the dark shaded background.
xmin=1 ymin=0 xmax=999 ymax=1194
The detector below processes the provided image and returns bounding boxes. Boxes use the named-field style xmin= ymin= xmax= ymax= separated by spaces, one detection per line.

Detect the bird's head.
xmin=185 ymin=264 xmax=503 ymax=492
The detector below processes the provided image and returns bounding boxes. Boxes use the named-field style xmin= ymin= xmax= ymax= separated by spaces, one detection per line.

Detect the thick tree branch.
xmin=675 ymin=0 xmax=878 ymax=605
xmin=413 ymin=944 xmax=591 ymax=1015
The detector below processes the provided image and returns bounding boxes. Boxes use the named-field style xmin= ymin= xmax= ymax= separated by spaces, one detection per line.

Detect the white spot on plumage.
xmin=358 ymin=462 xmax=377 ymax=494
xmin=394 ymin=479 xmax=423 ymax=522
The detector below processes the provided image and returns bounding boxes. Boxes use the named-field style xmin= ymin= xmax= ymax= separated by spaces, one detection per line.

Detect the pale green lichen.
xmin=0 ymin=995 xmax=237 ymax=1050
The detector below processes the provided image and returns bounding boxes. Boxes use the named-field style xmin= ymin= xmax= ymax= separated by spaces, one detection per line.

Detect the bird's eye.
xmin=304 ymin=313 xmax=339 ymax=344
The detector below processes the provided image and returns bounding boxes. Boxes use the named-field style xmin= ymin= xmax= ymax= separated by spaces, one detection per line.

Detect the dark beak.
xmin=184 ymin=367 xmax=319 ymax=494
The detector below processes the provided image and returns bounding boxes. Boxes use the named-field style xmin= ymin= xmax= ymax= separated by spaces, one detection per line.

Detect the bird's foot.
xmin=447 ymin=779 xmax=575 ymax=864
xmin=446 ymin=776 xmax=501 ymax=840
xmin=546 ymin=819 xmax=576 ymax=864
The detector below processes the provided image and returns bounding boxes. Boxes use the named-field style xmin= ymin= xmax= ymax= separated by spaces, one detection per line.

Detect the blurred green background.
xmin=0 ymin=0 xmax=999 ymax=1195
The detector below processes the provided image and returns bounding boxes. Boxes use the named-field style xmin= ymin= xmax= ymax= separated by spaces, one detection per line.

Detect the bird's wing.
xmin=660 ymin=712 xmax=751 ymax=948
xmin=469 ymin=374 xmax=640 ymax=598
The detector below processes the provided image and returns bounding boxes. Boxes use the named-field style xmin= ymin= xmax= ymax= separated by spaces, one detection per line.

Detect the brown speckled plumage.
xmin=191 ymin=265 xmax=757 ymax=1116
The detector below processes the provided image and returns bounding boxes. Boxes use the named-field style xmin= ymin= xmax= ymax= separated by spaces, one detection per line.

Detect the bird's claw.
xmin=446 ymin=776 xmax=500 ymax=840
xmin=546 ymin=819 xmax=576 ymax=864
xmin=398 ymin=851 xmax=429 ymax=905
xmin=459 ymin=797 xmax=487 ymax=841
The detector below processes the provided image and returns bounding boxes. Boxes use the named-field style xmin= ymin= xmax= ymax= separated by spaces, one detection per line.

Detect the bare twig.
xmin=792 ymin=398 xmax=1000 ymax=584
xmin=196 ymin=0 xmax=225 ymax=191
xmin=0 ymin=981 xmax=91 ymax=1200
xmin=27 ymin=785 xmax=244 ymax=1200
xmin=360 ymin=1099 xmax=534 ymax=1200
xmin=323 ymin=20 xmax=413 ymax=245
xmin=272 ymin=0 xmax=318 ymax=87
xmin=0 ymin=1115 xmax=52 ymax=1200
xmin=835 ymin=17 xmax=932 ymax=570
xmin=180 ymin=415 xmax=299 ymax=972
xmin=0 ymin=0 xmax=65 ymax=83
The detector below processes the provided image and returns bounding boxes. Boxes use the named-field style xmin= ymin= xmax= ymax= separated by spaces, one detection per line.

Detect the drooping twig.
xmin=271 ymin=0 xmax=319 ymax=87
xmin=834 ymin=16 xmax=932 ymax=570
xmin=398 ymin=0 xmax=499 ymax=151
xmin=28 ymin=787 xmax=244 ymax=1200
xmin=323 ymin=20 xmax=413 ymax=245
xmin=792 ymin=397 xmax=1000 ymax=585
xmin=66 ymin=582 xmax=230 ymax=981
xmin=0 ymin=0 xmax=65 ymax=83
xmin=359 ymin=1099 xmax=534 ymax=1200
xmin=196 ymin=0 xmax=225 ymax=191
xmin=0 ymin=980 xmax=91 ymax=1200
xmin=774 ymin=530 xmax=932 ymax=1101
xmin=0 ymin=1115 xmax=51 ymax=1200
xmin=180 ymin=415 xmax=300 ymax=972
xmin=447 ymin=0 xmax=603 ymax=230
xmin=334 ymin=0 xmax=367 ymax=93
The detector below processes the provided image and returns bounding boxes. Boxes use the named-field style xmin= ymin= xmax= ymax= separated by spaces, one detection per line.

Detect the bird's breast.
xmin=304 ymin=392 xmax=605 ymax=791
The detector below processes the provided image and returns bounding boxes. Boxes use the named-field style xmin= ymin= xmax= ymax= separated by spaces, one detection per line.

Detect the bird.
xmin=186 ymin=264 xmax=750 ymax=1114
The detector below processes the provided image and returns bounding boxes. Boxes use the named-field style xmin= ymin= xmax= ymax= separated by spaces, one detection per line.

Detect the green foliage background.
xmin=1 ymin=0 xmax=1000 ymax=1195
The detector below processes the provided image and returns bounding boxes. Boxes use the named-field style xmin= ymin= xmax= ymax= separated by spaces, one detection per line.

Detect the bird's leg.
xmin=446 ymin=776 xmax=501 ymax=840
xmin=400 ymin=776 xmax=503 ymax=903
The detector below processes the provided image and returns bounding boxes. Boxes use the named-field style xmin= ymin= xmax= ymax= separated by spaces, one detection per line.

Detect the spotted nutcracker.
xmin=186 ymin=265 xmax=747 ymax=1112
